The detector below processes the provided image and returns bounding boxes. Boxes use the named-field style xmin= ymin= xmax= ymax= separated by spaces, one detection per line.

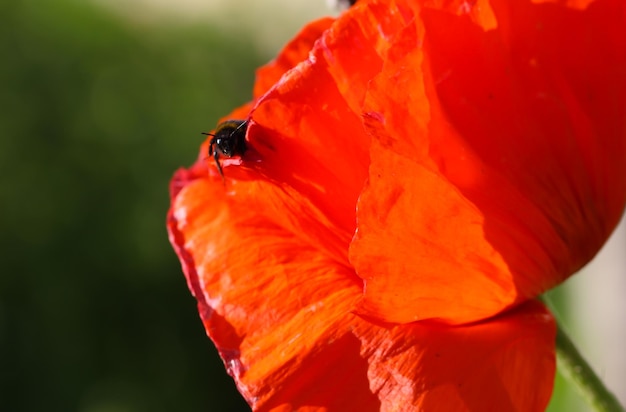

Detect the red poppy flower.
xmin=167 ymin=0 xmax=626 ymax=410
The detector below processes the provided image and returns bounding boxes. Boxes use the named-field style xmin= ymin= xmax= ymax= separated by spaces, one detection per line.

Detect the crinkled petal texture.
xmin=347 ymin=0 xmax=626 ymax=324
xmin=168 ymin=168 xmax=555 ymax=411
xmin=168 ymin=7 xmax=557 ymax=410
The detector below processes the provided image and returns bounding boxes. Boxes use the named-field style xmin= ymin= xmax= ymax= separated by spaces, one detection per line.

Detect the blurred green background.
xmin=0 ymin=0 xmax=259 ymax=410
xmin=1 ymin=0 xmax=623 ymax=411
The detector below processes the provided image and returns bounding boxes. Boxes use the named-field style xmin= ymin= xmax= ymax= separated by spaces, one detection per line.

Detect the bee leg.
xmin=213 ymin=149 xmax=225 ymax=183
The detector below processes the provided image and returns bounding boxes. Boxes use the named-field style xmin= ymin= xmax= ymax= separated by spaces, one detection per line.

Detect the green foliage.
xmin=0 ymin=0 xmax=260 ymax=410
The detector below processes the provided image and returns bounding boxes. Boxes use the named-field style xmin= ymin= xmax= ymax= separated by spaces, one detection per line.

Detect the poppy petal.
xmin=248 ymin=44 xmax=372 ymax=236
xmin=350 ymin=0 xmax=626 ymax=324
xmin=254 ymin=17 xmax=335 ymax=99
xmin=167 ymin=169 xmax=556 ymax=411
xmin=320 ymin=0 xmax=409 ymax=113
xmin=354 ymin=300 xmax=555 ymax=412
xmin=246 ymin=0 xmax=428 ymax=239
xmin=200 ymin=5 xmax=377 ymax=240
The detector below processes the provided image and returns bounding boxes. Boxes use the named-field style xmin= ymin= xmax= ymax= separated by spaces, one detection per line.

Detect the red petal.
xmin=350 ymin=0 xmax=626 ymax=323
xmin=320 ymin=0 xmax=409 ymax=113
xmin=355 ymin=300 xmax=555 ymax=411
xmin=254 ymin=18 xmax=335 ymax=99
xmin=245 ymin=0 xmax=423 ymax=239
xmin=168 ymin=170 xmax=556 ymax=411
xmin=247 ymin=32 xmax=375 ymax=236
xmin=197 ymin=5 xmax=377 ymax=241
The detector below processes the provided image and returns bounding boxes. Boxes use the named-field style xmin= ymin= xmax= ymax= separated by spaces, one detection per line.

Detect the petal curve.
xmin=350 ymin=0 xmax=626 ymax=324
xmin=168 ymin=169 xmax=556 ymax=411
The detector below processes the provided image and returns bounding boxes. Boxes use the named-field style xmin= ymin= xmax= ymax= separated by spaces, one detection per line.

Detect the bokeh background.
xmin=1 ymin=0 xmax=623 ymax=411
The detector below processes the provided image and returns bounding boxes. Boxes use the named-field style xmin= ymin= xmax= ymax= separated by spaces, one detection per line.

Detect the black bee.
xmin=202 ymin=119 xmax=248 ymax=181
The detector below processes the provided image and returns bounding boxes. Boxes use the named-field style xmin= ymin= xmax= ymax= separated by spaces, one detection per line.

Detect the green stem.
xmin=541 ymin=295 xmax=625 ymax=412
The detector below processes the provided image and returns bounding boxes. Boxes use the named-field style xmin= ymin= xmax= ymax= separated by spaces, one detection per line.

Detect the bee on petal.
xmin=202 ymin=119 xmax=248 ymax=181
